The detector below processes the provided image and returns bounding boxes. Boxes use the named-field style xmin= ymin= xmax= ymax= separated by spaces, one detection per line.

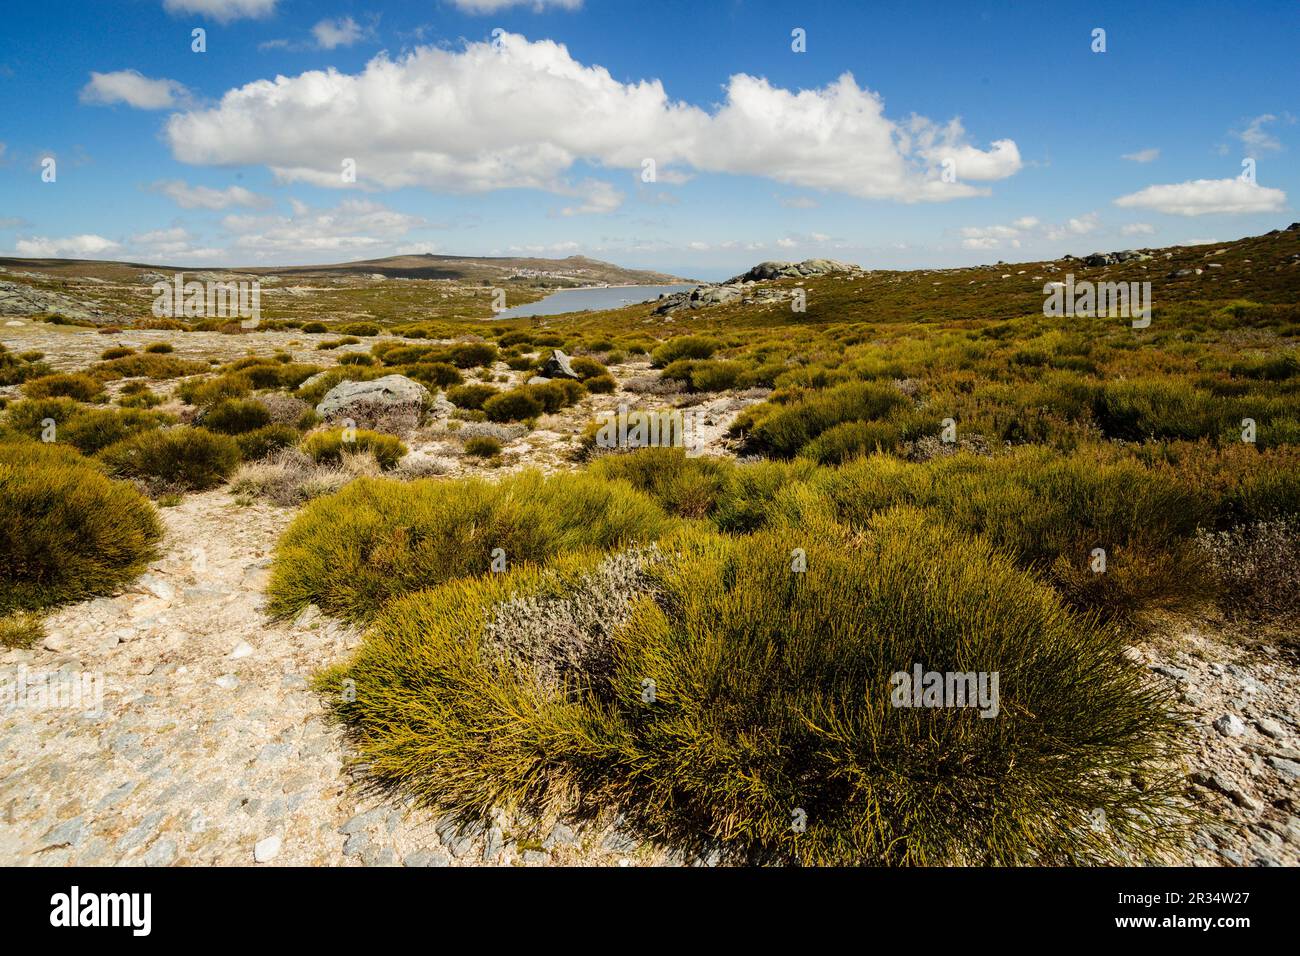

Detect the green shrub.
xmin=449 ymin=342 xmax=499 ymax=369
xmin=380 ymin=345 xmax=440 ymax=366
xmin=464 ymin=436 xmax=503 ymax=458
xmin=484 ymin=388 xmax=544 ymax=423
xmin=403 ymin=362 xmax=463 ymax=389
xmin=0 ymin=346 xmax=53 ymax=386
xmin=0 ymin=610 xmax=44 ymax=649
xmin=144 ymin=342 xmax=174 ymax=354
xmin=0 ymin=443 xmax=162 ymax=612
xmin=267 ymin=470 xmax=673 ymax=623
xmin=242 ymin=362 xmax=321 ymax=390
xmin=739 ymin=381 xmax=910 ymax=457
xmin=447 ymin=384 xmax=499 ymax=410
xmin=302 ymin=322 xmax=329 ymax=333
xmin=338 ymin=353 xmax=376 ymax=366
xmin=91 ymin=353 xmax=207 ymax=380
xmin=202 ymin=399 xmax=272 ymax=435
xmin=319 ymin=511 xmax=1187 ymax=865
xmin=652 ymin=336 xmax=721 ymax=367
xmin=338 ymin=322 xmax=380 ymax=337
xmin=527 ymin=380 xmax=584 ymax=413
xmin=570 ymin=356 xmax=607 ymax=379
xmin=58 ymin=407 xmax=170 ymax=455
xmin=117 ymin=387 xmax=163 ymax=409
xmin=768 ymin=449 xmax=1211 ymax=618
xmin=101 ymin=346 xmax=135 ymax=360
xmin=690 ymin=360 xmax=745 ymax=392
xmin=583 ymin=373 xmax=617 ymax=394
xmin=22 ymin=372 xmax=104 ymax=402
xmin=589 ymin=447 xmax=732 ymax=519
xmin=179 ymin=372 xmax=252 ymax=406
xmin=301 ymin=428 xmax=407 ymax=469
xmin=235 ymin=424 xmax=300 ymax=460
xmin=800 ymin=420 xmax=903 ymax=464
xmin=99 ymin=427 xmax=242 ymax=491
xmin=1095 ymin=379 xmax=1228 ymax=442
xmin=711 ymin=458 xmax=818 ymax=533
xmin=3 ymin=397 xmax=84 ymax=439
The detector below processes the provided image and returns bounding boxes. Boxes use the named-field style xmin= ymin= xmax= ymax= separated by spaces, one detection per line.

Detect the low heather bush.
xmin=1 ymin=443 xmax=162 ymax=612
xmin=266 ymin=469 xmax=673 ymax=623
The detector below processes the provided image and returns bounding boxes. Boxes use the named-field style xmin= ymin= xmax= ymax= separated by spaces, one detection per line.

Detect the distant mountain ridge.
xmin=0 ymin=253 xmax=693 ymax=287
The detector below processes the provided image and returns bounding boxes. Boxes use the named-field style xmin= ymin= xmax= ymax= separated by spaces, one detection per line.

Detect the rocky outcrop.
xmin=0 ymin=280 xmax=119 ymax=323
xmin=541 ymin=349 xmax=581 ymax=380
xmin=653 ymin=258 xmax=863 ymax=315
xmin=1077 ymin=250 xmax=1154 ymax=267
xmin=315 ymin=374 xmax=432 ymax=420
xmin=731 ymin=258 xmax=861 ymax=282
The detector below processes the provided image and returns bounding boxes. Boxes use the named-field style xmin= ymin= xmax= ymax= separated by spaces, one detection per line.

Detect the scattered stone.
xmin=342 ymin=832 xmax=369 ymax=857
xmin=1190 ymin=770 xmax=1259 ymax=810
xmin=293 ymin=605 xmax=321 ymax=629
xmin=315 ymin=374 xmax=431 ymax=420
xmin=254 ymin=835 xmax=282 ymax=863
xmin=1266 ymin=756 xmax=1300 ymax=780
xmin=543 ymin=822 xmax=577 ymax=850
xmin=339 ymin=808 xmax=384 ymax=835
xmin=1256 ymin=718 xmax=1286 ymax=740
xmin=135 ymin=575 xmax=176 ymax=602
xmin=541 ymin=349 xmax=580 ymax=380
xmin=404 ymin=848 xmax=451 ymax=867
xmin=483 ymin=825 xmax=504 ymax=861
xmin=230 ymin=642 xmax=255 ymax=660
xmin=39 ymin=816 xmax=85 ymax=851
xmin=41 ymin=632 xmax=69 ymax=653
xmin=1213 ymin=714 xmax=1247 ymax=738
xmin=363 ymin=845 xmax=398 ymax=867
xmin=214 ymin=674 xmax=239 ymax=690
xmin=601 ymin=830 xmax=638 ymax=854
xmin=143 ymin=837 xmax=178 ymax=866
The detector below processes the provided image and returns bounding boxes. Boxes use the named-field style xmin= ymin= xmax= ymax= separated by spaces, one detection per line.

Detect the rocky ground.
xmin=0 ymin=492 xmax=682 ymax=867
xmin=1133 ymin=629 xmax=1300 ymax=866
xmin=2 ymin=318 xmax=1297 ymax=868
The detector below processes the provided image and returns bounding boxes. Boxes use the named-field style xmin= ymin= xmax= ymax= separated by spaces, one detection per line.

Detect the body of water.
xmin=493 ymin=283 xmax=695 ymax=319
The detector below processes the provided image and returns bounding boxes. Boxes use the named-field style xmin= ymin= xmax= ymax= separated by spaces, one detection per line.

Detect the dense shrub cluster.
xmin=0 ymin=443 xmax=162 ymax=612
xmin=267 ymin=470 xmax=673 ymax=622
xmin=301 ymin=427 xmax=407 ymax=469
xmin=318 ymin=509 xmax=1187 ymax=864
xmin=100 ymin=426 xmax=242 ymax=491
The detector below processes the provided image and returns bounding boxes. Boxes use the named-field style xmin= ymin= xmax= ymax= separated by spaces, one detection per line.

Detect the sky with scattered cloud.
xmin=0 ymin=0 xmax=1295 ymax=278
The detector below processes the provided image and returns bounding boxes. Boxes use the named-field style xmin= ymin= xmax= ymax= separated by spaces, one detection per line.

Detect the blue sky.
xmin=0 ymin=0 xmax=1295 ymax=280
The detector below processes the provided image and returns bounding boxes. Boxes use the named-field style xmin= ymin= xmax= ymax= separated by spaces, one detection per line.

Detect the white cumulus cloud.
xmin=81 ymin=70 xmax=191 ymax=109
xmin=451 ymin=0 xmax=582 ymax=13
xmin=219 ymin=198 xmax=424 ymax=254
xmin=151 ymin=179 xmax=272 ymax=209
xmin=1121 ymin=148 xmax=1160 ymax=163
xmin=15 ymin=234 xmax=121 ymax=257
xmin=1233 ymin=114 xmax=1283 ymax=154
xmin=164 ymin=33 xmax=1021 ymax=206
xmin=163 ymin=0 xmax=277 ymax=23
xmin=1114 ymin=178 xmax=1286 ymax=216
xmin=312 ymin=17 xmax=372 ymax=50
